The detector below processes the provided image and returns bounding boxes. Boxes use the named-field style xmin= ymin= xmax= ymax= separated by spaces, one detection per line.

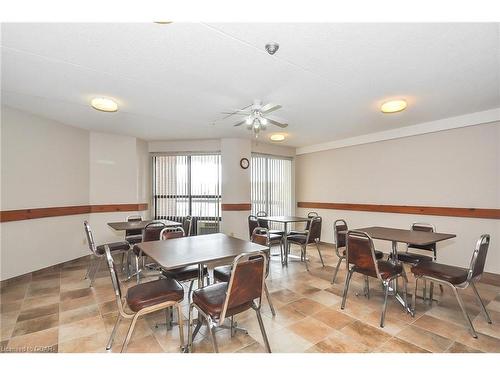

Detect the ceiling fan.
xmin=221 ymin=99 xmax=288 ymax=137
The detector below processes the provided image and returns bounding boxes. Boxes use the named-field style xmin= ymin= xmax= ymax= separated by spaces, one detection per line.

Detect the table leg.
xmin=388 ymin=241 xmax=412 ymax=314
xmin=284 ymin=222 xmax=288 ymax=266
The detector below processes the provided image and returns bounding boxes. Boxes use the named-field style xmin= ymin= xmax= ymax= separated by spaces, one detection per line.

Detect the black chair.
xmin=124 ymin=215 xmax=143 ymax=246
xmin=411 ymin=234 xmax=492 ymax=338
xmin=249 ymin=215 xmax=284 ymax=263
xmin=286 ymin=216 xmax=325 ymax=270
xmin=341 ymin=230 xmax=409 ymax=327
xmin=256 ymin=210 xmax=285 ymax=237
xmin=289 ymin=211 xmax=318 ymax=235
xmin=132 ymin=221 xmax=166 ymax=283
xmin=182 ymin=216 xmax=193 ymax=237
xmin=83 ymin=221 xmax=130 ymax=287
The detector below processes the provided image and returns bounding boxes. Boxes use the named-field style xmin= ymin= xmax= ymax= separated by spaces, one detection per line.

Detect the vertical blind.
xmin=153 ymin=154 xmax=221 ymax=234
xmin=251 ymin=153 xmax=292 ymax=218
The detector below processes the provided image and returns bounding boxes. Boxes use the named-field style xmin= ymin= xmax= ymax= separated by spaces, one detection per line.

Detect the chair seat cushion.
xmin=269 ymin=229 xmax=285 ymax=237
xmin=395 ymin=251 xmax=433 ymax=264
xmin=125 ymin=234 xmax=143 ymax=245
xmin=126 ymin=278 xmax=184 ymax=312
xmin=411 ymin=262 xmax=468 ymax=285
xmin=342 ymin=248 xmax=384 ymax=260
xmin=353 ymin=260 xmax=402 ymax=280
xmin=162 ymin=265 xmax=208 ymax=282
xmin=192 ymin=282 xmax=252 ymax=319
xmin=96 ymin=241 xmax=130 ymax=255
xmin=213 ymin=265 xmax=232 ymax=282
xmin=287 ymin=234 xmax=307 ymax=244
xmin=288 ymin=230 xmax=306 ymax=236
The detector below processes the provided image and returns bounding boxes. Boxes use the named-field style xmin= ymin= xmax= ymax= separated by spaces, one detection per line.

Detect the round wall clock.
xmin=240 ymin=157 xmax=250 ymax=169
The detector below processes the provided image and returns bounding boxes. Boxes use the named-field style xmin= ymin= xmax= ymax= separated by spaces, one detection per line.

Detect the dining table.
xmin=136 ymin=232 xmax=268 ymax=338
xmin=340 ymin=226 xmax=456 ymax=314
xmin=259 ymin=216 xmax=311 ymax=266
xmin=107 ymin=219 xmax=182 ymax=231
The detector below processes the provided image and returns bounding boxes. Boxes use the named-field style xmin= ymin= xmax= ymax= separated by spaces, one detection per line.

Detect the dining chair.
xmin=255 ymin=210 xmax=285 ymax=236
xmin=289 ymin=211 xmax=318 ymax=235
xmin=341 ymin=230 xmax=409 ymax=327
xmin=83 ymin=220 xmax=130 ymax=287
xmin=411 ymin=234 xmax=492 ymax=338
xmin=187 ymin=251 xmax=271 ymax=353
xmin=132 ymin=221 xmax=166 ymax=283
xmin=213 ymin=227 xmax=277 ymax=319
xmin=102 ymin=245 xmax=185 ymax=353
xmin=160 ymin=227 xmax=210 ymax=307
xmin=182 ymin=216 xmax=193 ymax=237
xmin=286 ymin=216 xmax=325 ymax=269
xmin=124 ymin=215 xmax=143 ymax=246
xmin=249 ymin=214 xmax=284 ymax=263
xmin=332 ymin=219 xmax=384 ymax=285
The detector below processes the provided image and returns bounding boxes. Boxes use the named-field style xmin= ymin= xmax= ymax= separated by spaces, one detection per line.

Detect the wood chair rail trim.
xmin=297 ymin=202 xmax=500 ymax=219
xmin=0 ymin=203 xmax=149 ymax=222
xmin=221 ymin=203 xmax=252 ymax=211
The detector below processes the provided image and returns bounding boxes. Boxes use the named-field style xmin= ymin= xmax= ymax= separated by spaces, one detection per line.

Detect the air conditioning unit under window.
xmin=197 ymin=220 xmax=219 ymax=235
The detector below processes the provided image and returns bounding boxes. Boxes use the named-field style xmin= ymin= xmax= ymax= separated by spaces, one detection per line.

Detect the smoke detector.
xmin=265 ymin=42 xmax=279 ymax=55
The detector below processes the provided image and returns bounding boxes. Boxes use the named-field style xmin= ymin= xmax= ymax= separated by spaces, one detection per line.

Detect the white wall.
xmin=1 ymin=107 xmax=90 ymax=279
xmin=295 ymin=122 xmax=500 ymax=273
xmin=1 ymin=106 xmax=151 ymax=280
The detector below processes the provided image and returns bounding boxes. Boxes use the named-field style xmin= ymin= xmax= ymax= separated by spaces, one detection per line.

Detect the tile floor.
xmin=1 ymin=243 xmax=500 ymax=353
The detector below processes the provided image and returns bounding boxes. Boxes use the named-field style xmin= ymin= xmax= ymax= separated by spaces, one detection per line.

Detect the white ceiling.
xmin=1 ymin=23 xmax=499 ymax=147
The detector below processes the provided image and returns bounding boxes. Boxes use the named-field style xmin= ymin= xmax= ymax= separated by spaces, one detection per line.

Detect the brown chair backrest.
xmin=307 ymin=216 xmax=322 ymax=243
xmin=248 ymin=215 xmax=260 ymax=239
xmin=182 ymin=216 xmax=193 ymax=237
xmin=142 ymin=222 xmax=166 ymax=242
xmin=334 ymin=219 xmax=348 ymax=255
xmin=346 ymin=231 xmax=380 ymax=279
xmin=256 ymin=211 xmax=269 ymax=229
xmin=125 ymin=215 xmax=143 ymax=237
xmin=160 ymin=226 xmax=185 ymax=240
xmin=251 ymin=227 xmax=271 ymax=277
xmin=408 ymin=222 xmax=436 ymax=253
xmin=467 ymin=234 xmax=490 ymax=282
xmin=220 ymin=251 xmax=266 ymax=322
xmin=304 ymin=211 xmax=319 ymax=230
xmin=83 ymin=220 xmax=98 ymax=256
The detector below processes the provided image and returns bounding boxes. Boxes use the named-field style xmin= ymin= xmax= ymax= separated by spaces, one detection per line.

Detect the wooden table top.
xmin=107 ymin=219 xmax=182 ymax=231
xmin=136 ymin=232 xmax=268 ymax=270
xmin=261 ymin=216 xmax=310 ymax=223
xmin=343 ymin=226 xmax=456 ymax=246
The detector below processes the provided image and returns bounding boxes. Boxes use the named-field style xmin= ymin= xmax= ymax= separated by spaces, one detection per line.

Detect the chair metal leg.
xmin=412 ymin=277 xmax=419 ymax=316
xmin=84 ymin=256 xmax=96 ymax=280
xmin=135 ymin=255 xmax=141 ymax=284
xmin=341 ymin=269 xmax=353 ymax=309
xmin=264 ymin=282 xmax=276 ymax=317
xmin=429 ymin=282 xmax=434 ymax=305
xmin=254 ymin=305 xmax=271 ymax=353
xmin=176 ymin=304 xmax=185 ymax=351
xmin=439 ymin=284 xmax=444 ymax=294
xmin=380 ymin=281 xmax=390 ymax=327
xmin=364 ymin=276 xmax=370 ymax=299
xmin=471 ymin=282 xmax=492 ymax=324
xmin=279 ymin=241 xmax=284 ymax=265
xmin=401 ymin=273 xmax=410 ymax=312
xmin=451 ymin=285 xmax=478 ymax=338
xmin=423 ymin=279 xmax=427 ymax=302
xmin=207 ymin=318 xmax=219 ymax=353
xmin=89 ymin=257 xmax=101 ymax=287
xmin=106 ymin=315 xmax=122 ymax=350
xmin=187 ymin=304 xmax=195 ymax=352
xmin=121 ymin=314 xmax=139 ymax=352
xmin=315 ymin=240 xmax=325 ymax=267
xmin=187 ymin=280 xmax=195 ymax=305
xmin=303 ymin=245 xmax=309 ymax=271
xmin=332 ymin=257 xmax=343 ymax=284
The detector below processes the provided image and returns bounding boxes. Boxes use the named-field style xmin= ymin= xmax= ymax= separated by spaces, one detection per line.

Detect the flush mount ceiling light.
xmin=154 ymin=21 xmax=173 ymax=24
xmin=381 ymin=99 xmax=407 ymax=113
xmin=90 ymin=97 xmax=118 ymax=112
xmin=270 ymin=134 xmax=285 ymax=142
xmin=265 ymin=42 xmax=280 ymax=55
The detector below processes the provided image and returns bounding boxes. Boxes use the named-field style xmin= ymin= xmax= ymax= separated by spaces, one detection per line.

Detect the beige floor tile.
xmin=21 ymin=295 xmax=60 ymax=310
xmin=446 ymin=341 xmax=483 ymax=353
xmin=396 ymin=325 xmax=453 ymax=352
xmin=119 ymin=334 xmax=164 ymax=353
xmin=454 ymin=330 xmax=500 ymax=353
xmin=270 ymin=288 xmax=302 ymax=304
xmin=411 ymin=314 xmax=465 ymax=341
xmin=361 ymin=309 xmax=409 ymax=336
xmin=375 ymin=337 xmax=429 ymax=353
xmin=306 ymin=330 xmax=370 ymax=353
xmin=58 ymin=315 xmax=107 ymax=343
xmin=307 ymin=290 xmax=342 ymax=307
xmin=311 ymin=307 xmax=354 ymax=330
xmin=262 ymin=303 xmax=306 ymax=326
xmin=471 ymin=309 xmax=500 ymax=339
xmin=11 ymin=313 xmax=59 ymax=338
xmin=17 ymin=302 xmax=59 ymax=322
xmin=236 ymin=341 xmax=267 ymax=353
xmin=287 ymin=297 xmax=326 ymax=316
xmin=287 ymin=316 xmax=335 ymax=344
xmin=59 ymin=294 xmax=97 ymax=312
xmin=59 ymin=304 xmax=100 ymax=325
xmin=260 ymin=327 xmax=312 ymax=353
xmin=341 ymin=320 xmax=392 ymax=348
xmin=6 ymin=327 xmax=58 ymax=350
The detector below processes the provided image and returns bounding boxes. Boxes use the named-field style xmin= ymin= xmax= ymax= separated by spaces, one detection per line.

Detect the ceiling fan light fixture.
xmin=260 ymin=117 xmax=268 ymax=125
xmin=270 ymin=134 xmax=285 ymax=142
xmin=265 ymin=42 xmax=280 ymax=55
xmin=245 ymin=116 xmax=253 ymax=125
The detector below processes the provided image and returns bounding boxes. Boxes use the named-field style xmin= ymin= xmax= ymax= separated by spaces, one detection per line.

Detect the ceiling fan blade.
xmin=233 ymin=120 xmax=246 ymax=127
xmin=220 ymin=111 xmax=251 ymax=115
xmin=260 ymin=103 xmax=282 ymax=114
xmin=267 ymin=118 xmax=288 ymax=128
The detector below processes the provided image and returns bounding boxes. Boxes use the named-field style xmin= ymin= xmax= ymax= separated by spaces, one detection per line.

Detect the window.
xmin=251 ymin=153 xmax=292 ymax=217
xmin=152 ymin=154 xmax=221 ymax=234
